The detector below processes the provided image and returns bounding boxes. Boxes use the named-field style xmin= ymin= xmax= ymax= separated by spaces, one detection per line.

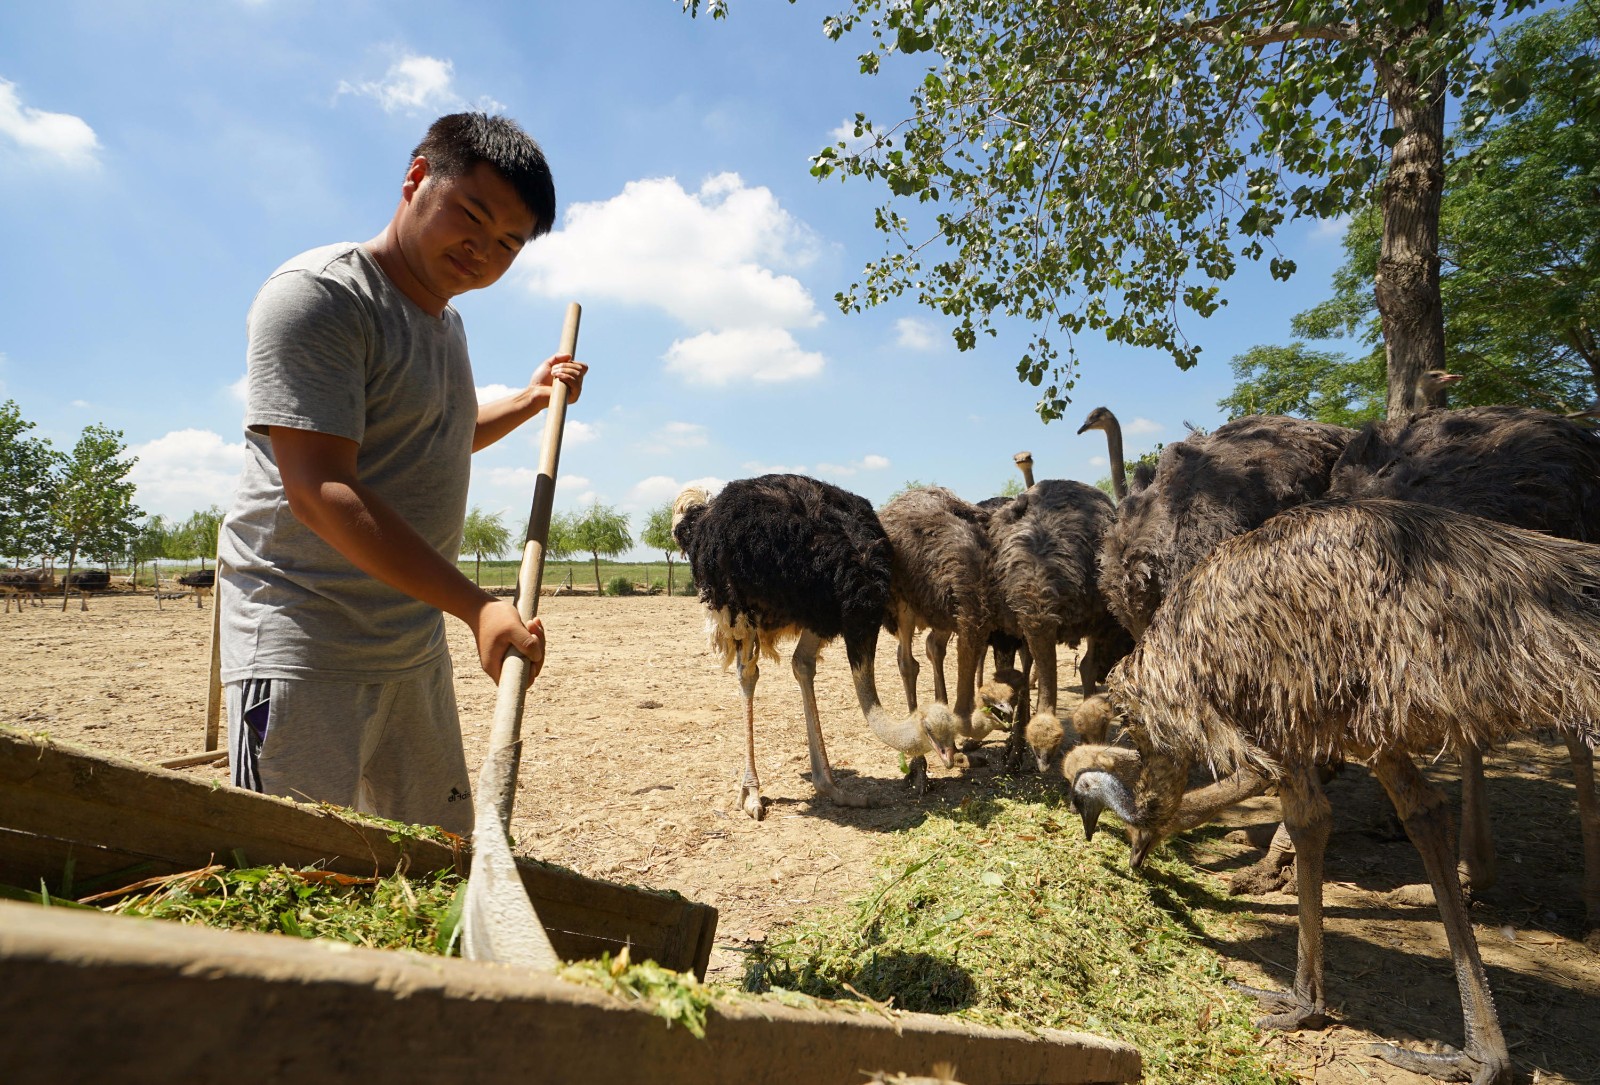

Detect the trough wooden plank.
xmin=0 ymin=729 xmax=715 ymax=976
xmin=0 ymin=902 xmax=1141 ymax=1085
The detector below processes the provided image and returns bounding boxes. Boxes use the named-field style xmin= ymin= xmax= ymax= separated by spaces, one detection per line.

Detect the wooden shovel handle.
xmin=513 ymin=302 xmax=581 ymax=627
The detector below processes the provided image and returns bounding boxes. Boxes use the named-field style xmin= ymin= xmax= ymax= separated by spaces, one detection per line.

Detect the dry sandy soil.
xmin=3 ymin=589 xmax=1597 ymax=1084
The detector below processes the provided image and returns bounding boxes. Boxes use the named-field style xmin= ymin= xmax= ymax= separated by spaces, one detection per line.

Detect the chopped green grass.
xmin=744 ymin=783 xmax=1292 ymax=1085
xmin=89 ymin=865 xmax=464 ymax=954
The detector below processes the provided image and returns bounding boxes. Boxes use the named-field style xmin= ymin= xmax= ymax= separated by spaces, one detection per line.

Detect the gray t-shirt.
xmin=219 ymin=243 xmax=476 ymax=682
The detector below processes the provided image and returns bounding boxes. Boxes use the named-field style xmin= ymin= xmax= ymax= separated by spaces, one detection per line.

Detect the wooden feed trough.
xmin=0 ymin=728 xmax=715 ymax=975
xmin=0 ymin=729 xmax=1143 ymax=1083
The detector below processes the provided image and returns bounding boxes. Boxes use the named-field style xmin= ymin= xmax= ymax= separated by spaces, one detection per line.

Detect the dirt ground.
xmin=3 ymin=590 xmax=1597 ymax=1084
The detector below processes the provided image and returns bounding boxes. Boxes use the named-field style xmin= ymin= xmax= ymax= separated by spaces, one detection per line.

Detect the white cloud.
xmin=628 ymin=474 xmax=726 ymax=507
xmin=1126 ymin=417 xmax=1163 ymax=436
xmin=476 ymin=383 xmax=519 ymax=404
xmin=829 ymin=118 xmax=888 ymax=158
xmin=70 ymin=399 xmax=91 ymax=409
xmin=563 ymin=419 xmax=597 ymax=445
xmin=482 ymin=466 xmax=590 ymax=495
xmin=228 ymin=373 xmax=249 ymax=404
xmin=521 ymin=172 xmax=823 ymax=332
xmin=0 ymin=78 xmax=99 ymax=169
xmin=639 ymin=421 xmax=708 ymax=454
xmin=894 ymin=317 xmax=938 ymax=351
xmin=739 ymin=456 xmax=887 ymax=480
xmin=128 ymin=430 xmax=246 ymax=519
xmin=664 ymin=328 xmax=823 ymax=386
xmin=1088 ymin=454 xmax=1108 ymax=468
xmin=336 ymin=53 xmax=502 ymax=115
xmin=1311 ymin=212 xmax=1352 ymax=243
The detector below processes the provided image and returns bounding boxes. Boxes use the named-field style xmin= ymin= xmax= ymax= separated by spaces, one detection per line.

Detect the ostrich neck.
xmin=1104 ymin=418 xmax=1127 ymax=503
xmin=851 ymin=662 xmax=931 ymax=756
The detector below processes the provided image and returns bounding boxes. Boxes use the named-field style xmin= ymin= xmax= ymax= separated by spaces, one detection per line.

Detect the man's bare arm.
xmin=473 ymin=352 xmax=587 ymax=452
xmin=270 ymin=426 xmax=542 ymax=683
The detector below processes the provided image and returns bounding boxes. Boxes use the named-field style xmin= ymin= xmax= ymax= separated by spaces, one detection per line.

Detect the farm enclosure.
xmin=1 ymin=592 xmax=1597 ymax=1083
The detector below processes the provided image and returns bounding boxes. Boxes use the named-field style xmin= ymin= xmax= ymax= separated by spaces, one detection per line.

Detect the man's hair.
xmin=412 ymin=113 xmax=557 ymax=238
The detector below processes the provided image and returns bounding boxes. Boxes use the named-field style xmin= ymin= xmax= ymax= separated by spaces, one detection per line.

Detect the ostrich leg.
xmin=925 ymin=629 xmax=949 ymax=704
xmin=1006 ymin=626 xmax=1058 ymax=771
xmin=1566 ymin=734 xmax=1600 ymax=938
xmin=893 ymin=605 xmax=921 ymax=711
xmin=1367 ymin=750 xmax=1512 ymax=1085
xmin=734 ymin=637 xmax=765 ymax=820
xmin=1457 ymin=744 xmax=1498 ymax=894
xmin=792 ymin=630 xmax=871 ymax=809
xmin=1231 ymin=763 xmax=1331 ymax=1031
xmin=951 ymin=624 xmax=987 ymax=748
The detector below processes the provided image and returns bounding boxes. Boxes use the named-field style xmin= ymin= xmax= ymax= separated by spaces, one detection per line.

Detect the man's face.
xmin=395 ymin=157 xmax=539 ymax=306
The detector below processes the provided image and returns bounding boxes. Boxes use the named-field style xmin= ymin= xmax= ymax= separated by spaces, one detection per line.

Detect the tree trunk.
xmin=591 ymin=553 xmax=602 ymax=596
xmin=1375 ymin=4 xmax=1449 ymax=421
xmin=60 ymin=542 xmax=78 ymax=612
xmin=474 ymin=554 xmax=482 ymax=586
xmin=667 ymin=556 xmax=675 ymax=597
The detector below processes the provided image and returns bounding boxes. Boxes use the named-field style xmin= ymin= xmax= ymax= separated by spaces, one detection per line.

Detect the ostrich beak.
xmin=1128 ymin=828 xmax=1156 ymax=870
xmin=1437 ymin=372 xmax=1463 ymax=383
xmin=934 ymin=741 xmax=957 ymax=769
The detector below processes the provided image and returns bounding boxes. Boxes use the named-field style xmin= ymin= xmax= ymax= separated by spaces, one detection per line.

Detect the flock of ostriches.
xmin=670 ymin=372 xmax=1600 ymax=1085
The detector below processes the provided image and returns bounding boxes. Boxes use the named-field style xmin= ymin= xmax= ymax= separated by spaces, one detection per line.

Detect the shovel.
xmin=460 ymin=301 xmax=581 ymax=969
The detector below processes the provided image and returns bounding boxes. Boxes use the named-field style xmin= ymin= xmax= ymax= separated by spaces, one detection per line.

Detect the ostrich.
xmin=1067 ymin=499 xmax=1600 ymax=1085
xmin=1013 ymin=451 xmax=1035 ymax=488
xmin=672 ymin=475 xmax=960 ymax=820
xmin=1097 ymin=413 xmax=1353 ymax=638
xmin=878 ymin=486 xmax=1009 ymax=744
xmin=986 ymin=479 xmax=1133 ymax=770
xmin=1328 ymin=396 xmax=1600 ymax=928
xmin=1077 ymin=407 xmax=1131 ymax=503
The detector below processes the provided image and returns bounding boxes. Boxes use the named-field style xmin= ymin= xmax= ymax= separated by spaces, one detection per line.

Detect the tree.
xmin=690 ymin=0 xmax=1536 ymax=422
xmin=567 ymin=502 xmax=633 ymax=596
xmin=461 ymin=506 xmax=513 ymax=586
xmin=640 ymin=501 xmax=681 ymax=596
xmin=168 ymin=506 xmax=226 ymax=570
xmin=130 ymin=514 xmax=169 ymax=589
xmin=1223 ymin=7 xmax=1600 ymax=423
xmin=51 ymin=424 xmax=142 ymax=608
xmin=0 ymin=400 xmax=60 ymax=567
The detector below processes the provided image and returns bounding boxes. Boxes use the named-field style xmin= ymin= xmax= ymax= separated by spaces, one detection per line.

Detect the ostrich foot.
xmin=1363 ymin=1041 xmax=1506 ymax=1085
xmin=739 ymin=783 xmax=767 ymax=821
xmin=1228 ymin=982 xmax=1327 ymax=1031
xmin=1229 ymin=858 xmax=1295 ymax=897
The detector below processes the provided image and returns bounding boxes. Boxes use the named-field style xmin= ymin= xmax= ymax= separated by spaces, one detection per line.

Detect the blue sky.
xmin=0 ymin=1 xmax=1357 ymax=560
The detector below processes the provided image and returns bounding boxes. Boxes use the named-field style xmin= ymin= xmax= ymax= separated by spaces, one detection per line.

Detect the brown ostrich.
xmin=1013 ymin=451 xmax=1035 ymax=488
xmin=1097 ymin=413 xmax=1353 ymax=638
xmin=987 ymin=479 xmax=1133 ymax=770
xmin=1067 ymin=499 xmax=1600 ymax=1085
xmin=878 ymin=486 xmax=1008 ymax=744
xmin=672 ymin=476 xmax=960 ymax=820
xmin=1328 ymin=395 xmax=1600 ymax=928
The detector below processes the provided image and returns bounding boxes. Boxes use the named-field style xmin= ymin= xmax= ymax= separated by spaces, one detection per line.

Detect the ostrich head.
xmin=1024 ymin=712 xmax=1064 ymax=773
xmin=671 ymin=485 xmax=711 ymax=549
xmin=1062 ymin=740 xmax=1185 ymax=869
xmin=1012 ymin=450 xmax=1035 ymax=487
xmin=1416 ymin=368 xmax=1462 ymax=408
xmin=976 ymin=667 xmax=1025 ymax=731
xmin=917 ymin=702 xmax=961 ymax=767
xmin=1076 ymin=406 xmax=1115 ymax=435
xmin=1072 ymin=694 xmax=1115 ymax=746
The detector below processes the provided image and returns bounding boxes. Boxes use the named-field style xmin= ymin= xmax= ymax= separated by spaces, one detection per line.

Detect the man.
xmin=218 ymin=113 xmax=586 ymax=834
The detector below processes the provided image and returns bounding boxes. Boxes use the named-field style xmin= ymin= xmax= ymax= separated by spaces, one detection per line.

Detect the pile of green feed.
xmin=745 ymin=785 xmax=1291 ymax=1085
xmin=74 ymin=865 xmax=466 ymax=954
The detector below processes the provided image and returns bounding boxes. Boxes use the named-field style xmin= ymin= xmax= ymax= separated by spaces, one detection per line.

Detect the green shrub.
xmin=605 ymin=576 xmax=635 ymax=597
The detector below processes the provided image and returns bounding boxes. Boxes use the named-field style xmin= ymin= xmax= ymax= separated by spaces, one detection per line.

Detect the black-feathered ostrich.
xmin=1066 ymin=499 xmax=1600 ymax=1085
xmin=672 ymin=475 xmax=959 ymax=820
xmin=1329 ymin=395 xmax=1600 ymax=930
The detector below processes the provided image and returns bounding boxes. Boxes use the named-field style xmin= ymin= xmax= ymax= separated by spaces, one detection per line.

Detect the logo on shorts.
xmin=447 ymin=786 xmax=471 ymax=804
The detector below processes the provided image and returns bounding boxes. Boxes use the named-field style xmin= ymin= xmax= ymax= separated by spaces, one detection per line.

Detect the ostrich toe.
xmin=1228 ymin=981 xmax=1327 ymax=1031
xmin=1363 ymin=1041 xmax=1508 ymax=1085
xmin=739 ymin=783 xmax=766 ymax=821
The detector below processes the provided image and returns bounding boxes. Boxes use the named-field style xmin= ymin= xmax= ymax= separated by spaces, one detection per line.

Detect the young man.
xmin=218 ymin=113 xmax=586 ymax=834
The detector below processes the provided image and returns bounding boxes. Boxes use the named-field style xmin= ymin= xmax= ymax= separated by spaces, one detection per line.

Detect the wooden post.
xmin=203 ymin=528 xmax=224 ymax=752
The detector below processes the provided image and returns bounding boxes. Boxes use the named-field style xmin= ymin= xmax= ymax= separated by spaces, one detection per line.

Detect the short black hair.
xmin=412 ymin=113 xmax=557 ymax=238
